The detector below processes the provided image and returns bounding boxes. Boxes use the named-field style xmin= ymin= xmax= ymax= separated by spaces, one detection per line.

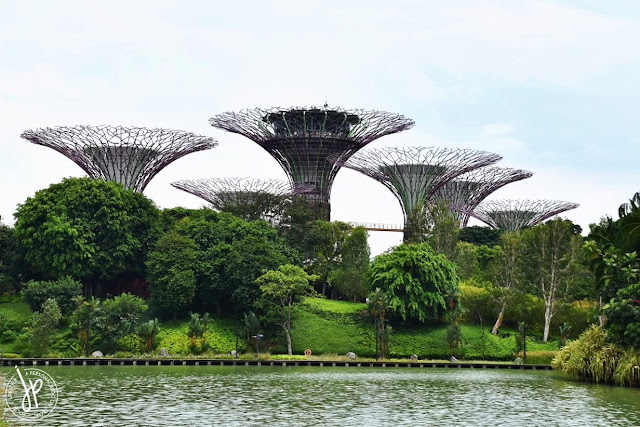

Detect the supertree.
xmin=209 ymin=106 xmax=414 ymax=219
xmin=171 ymin=177 xmax=307 ymax=222
xmin=335 ymin=146 xmax=502 ymax=224
xmin=430 ymin=167 xmax=533 ymax=227
xmin=21 ymin=125 xmax=217 ymax=192
xmin=469 ymin=199 xmax=580 ymax=232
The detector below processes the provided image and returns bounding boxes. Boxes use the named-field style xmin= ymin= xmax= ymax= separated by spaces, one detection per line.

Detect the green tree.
xmin=459 ymin=226 xmax=501 ymax=247
xmin=146 ymin=232 xmax=198 ymax=319
xmin=487 ymin=231 xmax=524 ymax=334
xmin=93 ymin=293 xmax=148 ymax=353
xmin=70 ymin=296 xmax=100 ymax=357
xmin=22 ymin=277 xmax=83 ymax=316
xmin=0 ymin=223 xmax=20 ymax=294
xmin=368 ymin=288 xmax=391 ymax=358
xmin=14 ymin=177 xmax=160 ymax=292
xmin=139 ymin=318 xmax=160 ymax=353
xmin=29 ymin=298 xmax=62 ymax=357
xmin=368 ymin=243 xmax=459 ymax=323
xmin=404 ymin=201 xmax=460 ymax=260
xmin=331 ymin=226 xmax=371 ymax=301
xmin=306 ymin=221 xmax=353 ymax=297
xmin=256 ymin=264 xmax=317 ymax=355
xmin=522 ymin=219 xmax=582 ymax=342
xmin=453 ymin=241 xmax=480 ymax=281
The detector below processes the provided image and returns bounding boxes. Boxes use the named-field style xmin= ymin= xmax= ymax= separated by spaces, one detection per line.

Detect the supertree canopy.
xmin=21 ymin=125 xmax=217 ymax=192
xmin=469 ymin=199 xmax=580 ymax=231
xmin=430 ymin=167 xmax=533 ymax=227
xmin=209 ymin=106 xmax=414 ymax=219
xmin=335 ymin=146 xmax=502 ymax=223
xmin=171 ymin=177 xmax=311 ymax=222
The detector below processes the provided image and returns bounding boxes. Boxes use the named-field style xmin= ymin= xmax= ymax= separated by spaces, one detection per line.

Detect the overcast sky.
xmin=1 ymin=1 xmax=639 ymax=255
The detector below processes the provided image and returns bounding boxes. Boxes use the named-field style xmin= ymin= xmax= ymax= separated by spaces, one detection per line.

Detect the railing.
xmin=348 ymin=222 xmax=404 ymax=232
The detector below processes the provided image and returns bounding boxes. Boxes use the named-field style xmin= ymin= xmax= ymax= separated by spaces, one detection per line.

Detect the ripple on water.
xmin=1 ymin=366 xmax=639 ymax=426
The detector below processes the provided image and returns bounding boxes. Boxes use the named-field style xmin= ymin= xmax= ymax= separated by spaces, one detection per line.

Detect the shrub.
xmin=93 ymin=293 xmax=148 ymax=353
xmin=118 ymin=333 xmax=145 ymax=353
xmin=22 ymin=277 xmax=82 ymax=316
xmin=515 ymin=350 xmax=558 ymax=365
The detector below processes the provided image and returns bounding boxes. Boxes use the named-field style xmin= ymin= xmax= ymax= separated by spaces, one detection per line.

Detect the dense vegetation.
xmin=2 ymin=176 xmax=636 ymax=379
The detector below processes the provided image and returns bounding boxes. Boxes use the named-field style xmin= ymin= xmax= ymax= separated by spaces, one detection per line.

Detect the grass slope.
xmin=291 ymin=297 xmax=560 ymax=362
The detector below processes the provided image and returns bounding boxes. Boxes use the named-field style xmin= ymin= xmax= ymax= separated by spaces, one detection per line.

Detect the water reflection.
xmin=2 ymin=366 xmax=639 ymax=426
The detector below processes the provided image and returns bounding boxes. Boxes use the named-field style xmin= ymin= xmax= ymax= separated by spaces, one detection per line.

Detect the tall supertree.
xmin=171 ymin=177 xmax=307 ymax=222
xmin=21 ymin=125 xmax=217 ymax=192
xmin=335 ymin=146 xmax=502 ymax=225
xmin=430 ymin=167 xmax=533 ymax=227
xmin=209 ymin=106 xmax=414 ymax=219
xmin=469 ymin=199 xmax=580 ymax=232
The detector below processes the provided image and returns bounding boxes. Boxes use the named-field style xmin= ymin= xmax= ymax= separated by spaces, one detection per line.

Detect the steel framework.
xmin=209 ymin=106 xmax=414 ymax=218
xmin=469 ymin=199 xmax=580 ymax=231
xmin=334 ymin=146 xmax=502 ymax=222
xmin=21 ymin=125 xmax=217 ymax=192
xmin=171 ymin=177 xmax=310 ymax=222
xmin=430 ymin=167 xmax=533 ymax=227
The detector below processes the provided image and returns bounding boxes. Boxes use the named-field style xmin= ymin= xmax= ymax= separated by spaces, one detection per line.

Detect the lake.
xmin=2 ymin=365 xmax=639 ymax=426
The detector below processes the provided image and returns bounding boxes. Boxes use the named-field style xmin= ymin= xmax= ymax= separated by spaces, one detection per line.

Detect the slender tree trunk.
xmin=542 ymin=301 xmax=553 ymax=342
xmin=598 ymin=295 xmax=606 ymax=327
xmin=492 ymin=302 xmax=507 ymax=335
xmin=286 ymin=329 xmax=292 ymax=355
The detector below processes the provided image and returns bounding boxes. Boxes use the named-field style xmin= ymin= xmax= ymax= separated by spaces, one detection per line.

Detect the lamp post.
xmin=252 ymin=334 xmax=264 ymax=357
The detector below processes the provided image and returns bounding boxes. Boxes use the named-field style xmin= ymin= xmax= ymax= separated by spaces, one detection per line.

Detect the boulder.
xmin=514 ymin=357 xmax=524 ymax=365
xmin=410 ymin=354 xmax=418 ymax=361
xmin=91 ymin=350 xmax=103 ymax=358
xmin=346 ymin=352 xmax=357 ymax=360
xmin=159 ymin=348 xmax=169 ymax=357
xmin=449 ymin=356 xmax=458 ymax=363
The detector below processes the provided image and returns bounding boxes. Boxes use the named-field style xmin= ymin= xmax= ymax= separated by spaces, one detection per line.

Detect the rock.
xmin=410 ymin=354 xmax=418 ymax=361
xmin=230 ymin=350 xmax=238 ymax=358
xmin=346 ymin=352 xmax=357 ymax=360
xmin=514 ymin=357 xmax=524 ymax=365
xmin=449 ymin=356 xmax=458 ymax=363
xmin=159 ymin=348 xmax=169 ymax=357
xmin=91 ymin=350 xmax=103 ymax=358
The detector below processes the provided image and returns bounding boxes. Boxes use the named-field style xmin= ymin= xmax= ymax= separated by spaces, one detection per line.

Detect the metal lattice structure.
xmin=21 ymin=125 xmax=217 ymax=192
xmin=430 ymin=167 xmax=533 ymax=227
xmin=171 ymin=177 xmax=310 ymax=222
xmin=335 ymin=146 xmax=502 ymax=222
xmin=469 ymin=199 xmax=580 ymax=231
xmin=209 ymin=106 xmax=414 ymax=218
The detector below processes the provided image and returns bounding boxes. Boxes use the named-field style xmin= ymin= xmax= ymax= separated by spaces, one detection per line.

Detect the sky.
xmin=1 ymin=0 xmax=639 ymax=255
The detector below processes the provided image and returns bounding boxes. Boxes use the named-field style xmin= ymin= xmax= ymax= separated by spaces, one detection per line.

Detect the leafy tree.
xmin=93 ymin=293 xmax=148 ymax=353
xmin=242 ymin=311 xmax=262 ymax=349
xmin=522 ymin=219 xmax=582 ymax=341
xmin=139 ymin=318 xmax=160 ymax=352
xmin=0 ymin=223 xmax=20 ymax=294
xmin=306 ymin=221 xmax=353 ymax=296
xmin=331 ymin=226 xmax=371 ymax=301
xmin=70 ymin=296 xmax=100 ymax=357
xmin=404 ymin=201 xmax=460 ymax=260
xmin=256 ymin=264 xmax=317 ymax=355
xmin=146 ymin=232 xmax=198 ymax=319
xmin=368 ymin=243 xmax=459 ymax=323
xmin=487 ymin=231 xmax=524 ymax=334
xmin=14 ymin=177 xmax=160 ymax=291
xmin=29 ymin=298 xmax=62 ymax=357
xmin=459 ymin=226 xmax=501 ymax=247
xmin=187 ymin=312 xmax=212 ymax=353
xmin=453 ymin=241 xmax=480 ymax=281
xmin=368 ymin=288 xmax=391 ymax=358
xmin=22 ymin=277 xmax=83 ymax=316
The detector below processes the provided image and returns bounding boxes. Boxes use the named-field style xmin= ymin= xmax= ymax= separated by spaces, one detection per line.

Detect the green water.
xmin=2 ymin=366 xmax=639 ymax=426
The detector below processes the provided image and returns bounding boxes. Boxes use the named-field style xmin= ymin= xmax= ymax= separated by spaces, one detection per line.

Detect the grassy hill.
xmin=0 ymin=295 xmax=560 ymax=362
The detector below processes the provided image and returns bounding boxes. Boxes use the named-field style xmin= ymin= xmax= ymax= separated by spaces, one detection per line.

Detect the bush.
xmin=22 ymin=277 xmax=82 ymax=316
xmin=515 ymin=350 xmax=558 ymax=364
xmin=118 ymin=333 xmax=145 ymax=353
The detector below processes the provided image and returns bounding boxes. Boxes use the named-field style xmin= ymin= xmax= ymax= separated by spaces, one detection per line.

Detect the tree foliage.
xmin=146 ymin=232 xmax=198 ymax=318
xmin=14 ymin=177 xmax=160 ymax=286
xmin=93 ymin=293 xmax=148 ymax=353
xmin=330 ymin=226 xmax=371 ymax=301
xmin=257 ymin=264 xmax=317 ymax=355
xmin=22 ymin=277 xmax=83 ymax=316
xmin=28 ymin=298 xmax=62 ymax=357
xmin=459 ymin=226 xmax=501 ymax=247
xmin=368 ymin=243 xmax=459 ymax=323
